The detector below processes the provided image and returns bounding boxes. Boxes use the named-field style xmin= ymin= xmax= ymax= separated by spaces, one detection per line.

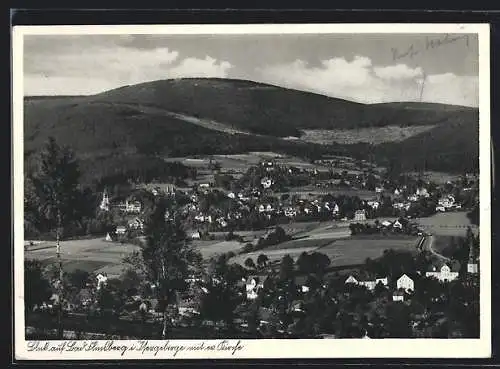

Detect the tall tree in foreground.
xmin=29 ymin=137 xmax=80 ymax=338
xmin=140 ymin=198 xmax=202 ymax=338
xmin=30 ymin=137 xmax=81 ymax=236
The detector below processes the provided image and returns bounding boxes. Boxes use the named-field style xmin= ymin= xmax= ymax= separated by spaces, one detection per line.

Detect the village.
xmin=25 ymin=154 xmax=480 ymax=339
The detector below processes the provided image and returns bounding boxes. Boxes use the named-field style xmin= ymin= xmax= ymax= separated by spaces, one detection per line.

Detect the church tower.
xmin=99 ymin=188 xmax=110 ymax=212
xmin=467 ymin=234 xmax=479 ymax=274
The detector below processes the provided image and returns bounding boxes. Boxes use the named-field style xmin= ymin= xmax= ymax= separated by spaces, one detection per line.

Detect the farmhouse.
xmin=426 ymin=263 xmax=459 ymax=283
xmin=397 ymin=274 xmax=414 ymax=292
xmin=353 ymin=209 xmax=367 ymax=222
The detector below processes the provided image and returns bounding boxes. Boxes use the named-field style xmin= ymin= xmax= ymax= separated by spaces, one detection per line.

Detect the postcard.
xmin=13 ymin=22 xmax=491 ymax=360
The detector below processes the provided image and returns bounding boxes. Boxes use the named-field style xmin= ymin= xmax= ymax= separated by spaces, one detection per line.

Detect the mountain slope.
xmin=24 ymin=78 xmax=479 ymax=180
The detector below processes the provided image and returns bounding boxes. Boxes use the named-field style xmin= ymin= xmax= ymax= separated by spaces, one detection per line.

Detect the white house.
xmin=190 ymin=231 xmax=201 ymax=240
xmin=353 ymin=209 xmax=367 ymax=222
xmin=416 ymin=187 xmax=430 ymax=198
xmin=125 ymin=200 xmax=142 ymax=214
xmin=260 ymin=177 xmax=273 ymax=189
xmin=115 ymin=226 xmax=127 ymax=235
xmin=392 ymin=290 xmax=405 ymax=302
xmin=375 ymin=277 xmax=389 ymax=287
xmin=105 ymin=233 xmax=113 ymax=242
xmin=375 ymin=186 xmax=384 ymax=193
xmin=436 ymin=205 xmax=446 ymax=212
xmin=393 ymin=220 xmax=403 ymax=230
xmin=96 ymin=273 xmax=108 ymax=290
xmin=227 ymin=192 xmax=236 ymax=199
xmin=359 ymin=280 xmax=377 ymax=291
xmin=345 ymin=275 xmax=358 ymax=284
xmin=246 ymin=275 xmax=268 ymax=300
xmin=438 ymin=195 xmax=455 ymax=209
xmin=426 ymin=264 xmax=459 ymax=283
xmin=397 ymin=274 xmax=415 ymax=292
xmin=367 ymin=200 xmax=380 ymax=210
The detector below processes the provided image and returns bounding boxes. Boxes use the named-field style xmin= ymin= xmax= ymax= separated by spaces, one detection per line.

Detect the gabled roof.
xmin=247 ymin=275 xmax=269 ymax=285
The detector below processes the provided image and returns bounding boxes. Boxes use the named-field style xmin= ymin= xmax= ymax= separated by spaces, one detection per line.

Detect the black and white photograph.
xmin=13 ymin=23 xmax=491 ymax=359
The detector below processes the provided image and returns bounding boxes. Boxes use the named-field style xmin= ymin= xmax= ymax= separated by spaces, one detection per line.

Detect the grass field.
xmin=414 ymin=211 xmax=477 ymax=236
xmin=316 ymin=237 xmax=420 ymax=267
xmin=25 ymin=238 xmax=140 ymax=278
xmin=193 ymin=240 xmax=245 ymax=259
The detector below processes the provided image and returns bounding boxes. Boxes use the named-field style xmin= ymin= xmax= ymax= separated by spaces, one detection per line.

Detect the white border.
xmin=13 ymin=23 xmax=491 ymax=360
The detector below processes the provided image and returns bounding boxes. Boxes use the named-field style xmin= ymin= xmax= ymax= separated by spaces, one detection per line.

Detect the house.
xmin=359 ymin=280 xmax=377 ymax=291
xmin=345 ymin=275 xmax=358 ymax=284
xmin=375 ymin=186 xmax=384 ymax=193
xmin=115 ymin=226 xmax=127 ymax=235
xmin=294 ymin=275 xmax=311 ymax=294
xmin=408 ymin=194 xmax=418 ymax=202
xmin=393 ymin=220 xmax=403 ymax=230
xmin=105 ymin=232 xmax=113 ymax=242
xmin=227 ymin=192 xmax=236 ymax=199
xmin=128 ymin=218 xmax=144 ymax=230
xmin=394 ymin=188 xmax=401 ymax=196
xmin=436 ymin=205 xmax=446 ymax=212
xmin=353 ymin=209 xmax=367 ymax=222
xmin=426 ymin=263 xmax=459 ymax=283
xmin=367 ymin=200 xmax=380 ymax=210
xmin=246 ymin=275 xmax=268 ymax=300
xmin=77 ymin=288 xmax=93 ymax=306
xmin=467 ymin=242 xmax=479 ymax=274
xmin=260 ymin=177 xmax=273 ymax=189
xmin=438 ymin=195 xmax=455 ymax=209
xmin=190 ymin=231 xmax=201 ymax=240
xmin=96 ymin=273 xmax=108 ymax=290
xmin=199 ymin=183 xmax=211 ymax=189
xmin=392 ymin=290 xmax=405 ymax=302
xmin=381 ymin=220 xmax=392 ymax=228
xmin=125 ymin=200 xmax=142 ymax=214
xmin=416 ymin=187 xmax=430 ymax=198
xmin=375 ymin=277 xmax=389 ymax=287
xmin=397 ymin=274 xmax=415 ymax=292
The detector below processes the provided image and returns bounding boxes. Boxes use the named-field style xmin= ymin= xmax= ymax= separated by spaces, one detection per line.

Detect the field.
xmin=316 ymin=236 xmax=420 ymax=267
xmin=414 ymin=211 xmax=477 ymax=236
xmin=301 ymin=125 xmax=436 ymax=145
xmin=193 ymin=240 xmax=245 ymax=259
xmin=25 ymin=238 xmax=140 ymax=278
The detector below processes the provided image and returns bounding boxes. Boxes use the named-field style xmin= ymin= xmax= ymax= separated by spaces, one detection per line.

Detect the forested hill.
xmin=24 ymin=78 xmax=479 ymax=182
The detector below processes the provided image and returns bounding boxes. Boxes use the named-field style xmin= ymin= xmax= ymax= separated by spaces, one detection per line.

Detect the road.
xmin=421 ymin=234 xmax=450 ymax=262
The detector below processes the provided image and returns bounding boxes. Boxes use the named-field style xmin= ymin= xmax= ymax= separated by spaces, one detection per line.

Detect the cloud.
xmin=373 ymin=64 xmax=424 ymax=80
xmin=168 ymin=56 xmax=232 ymax=78
xmin=24 ymin=45 xmax=231 ymax=95
xmin=258 ymin=56 xmax=478 ymax=107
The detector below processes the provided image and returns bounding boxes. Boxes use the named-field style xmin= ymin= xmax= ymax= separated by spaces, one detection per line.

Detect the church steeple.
xmin=467 ymin=230 xmax=478 ymax=274
xmin=99 ymin=188 xmax=110 ymax=212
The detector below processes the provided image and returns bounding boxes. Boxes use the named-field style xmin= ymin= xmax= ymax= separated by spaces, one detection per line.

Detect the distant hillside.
xmin=93 ymin=78 xmax=478 ymax=137
xmin=24 ymin=78 xmax=479 ymax=181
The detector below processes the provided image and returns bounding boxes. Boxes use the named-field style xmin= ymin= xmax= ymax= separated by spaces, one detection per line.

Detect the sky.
xmin=23 ymin=33 xmax=479 ymax=106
